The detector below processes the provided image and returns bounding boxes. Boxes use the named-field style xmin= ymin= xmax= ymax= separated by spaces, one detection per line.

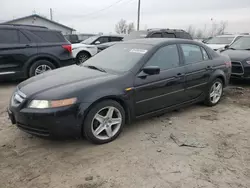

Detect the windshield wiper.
xmin=243 ymin=48 xmax=250 ymax=50
xmin=84 ymin=65 xmax=106 ymax=72
xmin=227 ymin=47 xmax=235 ymax=50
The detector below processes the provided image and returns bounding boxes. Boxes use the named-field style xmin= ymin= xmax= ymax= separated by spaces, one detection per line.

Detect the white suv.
xmin=72 ymin=43 xmax=98 ymax=64
xmin=205 ymin=34 xmax=249 ymax=51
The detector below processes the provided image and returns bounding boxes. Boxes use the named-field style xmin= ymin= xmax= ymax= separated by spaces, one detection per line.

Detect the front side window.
xmin=151 ymin=33 xmax=162 ymax=38
xmin=96 ymin=37 xmax=109 ymax=44
xmin=181 ymin=44 xmax=203 ymax=64
xmin=145 ymin=45 xmax=180 ymax=70
xmin=163 ymin=32 xmax=176 ymax=38
xmin=0 ymin=29 xmax=18 ymax=44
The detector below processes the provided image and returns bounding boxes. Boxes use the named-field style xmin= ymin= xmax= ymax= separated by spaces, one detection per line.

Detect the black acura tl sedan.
xmin=8 ymin=39 xmax=231 ymax=144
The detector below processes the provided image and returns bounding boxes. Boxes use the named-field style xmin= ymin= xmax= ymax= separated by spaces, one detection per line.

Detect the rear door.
xmin=180 ymin=43 xmax=212 ymax=99
xmin=0 ymin=28 xmax=37 ymax=75
xmin=134 ymin=44 xmax=187 ymax=116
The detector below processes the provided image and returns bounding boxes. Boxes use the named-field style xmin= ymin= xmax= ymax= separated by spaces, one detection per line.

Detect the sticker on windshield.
xmin=130 ymin=49 xmax=148 ymax=54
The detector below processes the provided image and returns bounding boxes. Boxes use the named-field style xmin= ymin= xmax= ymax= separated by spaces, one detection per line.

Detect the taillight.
xmin=225 ymin=61 xmax=231 ymax=67
xmin=62 ymin=44 xmax=72 ymax=53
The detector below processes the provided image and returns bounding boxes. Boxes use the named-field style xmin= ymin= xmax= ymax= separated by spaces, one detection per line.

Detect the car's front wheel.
xmin=204 ymin=78 xmax=223 ymax=106
xmin=83 ymin=100 xmax=125 ymax=144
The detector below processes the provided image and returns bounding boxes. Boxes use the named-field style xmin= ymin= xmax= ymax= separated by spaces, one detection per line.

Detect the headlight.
xmin=28 ymin=98 xmax=77 ymax=109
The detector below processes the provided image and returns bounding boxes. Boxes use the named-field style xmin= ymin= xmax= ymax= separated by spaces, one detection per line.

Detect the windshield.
xmin=123 ymin=31 xmax=148 ymax=41
xmin=83 ymin=43 xmax=151 ymax=72
xmin=206 ymin=36 xmax=234 ymax=44
xmin=230 ymin=37 xmax=250 ymax=50
xmin=81 ymin=36 xmax=99 ymax=44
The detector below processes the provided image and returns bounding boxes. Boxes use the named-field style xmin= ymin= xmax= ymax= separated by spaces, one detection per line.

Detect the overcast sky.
xmin=1 ymin=0 xmax=250 ymax=34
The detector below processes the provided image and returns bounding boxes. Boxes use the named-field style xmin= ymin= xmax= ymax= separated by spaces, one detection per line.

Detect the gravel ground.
xmin=0 ymin=81 xmax=250 ymax=188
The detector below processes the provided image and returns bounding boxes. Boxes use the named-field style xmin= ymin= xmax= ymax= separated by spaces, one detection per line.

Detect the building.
xmin=2 ymin=14 xmax=75 ymax=35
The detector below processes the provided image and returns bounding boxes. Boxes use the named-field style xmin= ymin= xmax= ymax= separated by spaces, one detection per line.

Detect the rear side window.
xmin=19 ymin=31 xmax=30 ymax=43
xmin=146 ymin=44 xmax=180 ymax=70
xmin=151 ymin=33 xmax=162 ymax=38
xmin=181 ymin=44 xmax=203 ymax=64
xmin=163 ymin=32 xmax=176 ymax=38
xmin=0 ymin=29 xmax=19 ymax=44
xmin=31 ymin=31 xmax=65 ymax=42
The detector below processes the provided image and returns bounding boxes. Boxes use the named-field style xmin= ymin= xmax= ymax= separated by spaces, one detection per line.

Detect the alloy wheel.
xmin=35 ymin=65 xmax=52 ymax=75
xmin=78 ymin=54 xmax=89 ymax=64
xmin=91 ymin=106 xmax=122 ymax=140
xmin=210 ymin=81 xmax=222 ymax=104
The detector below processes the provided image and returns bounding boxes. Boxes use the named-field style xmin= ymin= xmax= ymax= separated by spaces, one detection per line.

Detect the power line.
xmin=79 ymin=0 xmax=136 ymax=22
xmin=80 ymin=0 xmax=126 ymax=18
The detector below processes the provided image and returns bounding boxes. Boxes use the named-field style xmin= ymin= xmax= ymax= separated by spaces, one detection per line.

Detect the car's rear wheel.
xmin=29 ymin=60 xmax=55 ymax=77
xmin=204 ymin=78 xmax=223 ymax=106
xmin=76 ymin=52 xmax=90 ymax=64
xmin=83 ymin=100 xmax=125 ymax=144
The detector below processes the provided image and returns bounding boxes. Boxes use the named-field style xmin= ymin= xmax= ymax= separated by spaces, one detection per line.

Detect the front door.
xmin=134 ymin=44 xmax=187 ymax=117
xmin=179 ymin=43 xmax=212 ymax=100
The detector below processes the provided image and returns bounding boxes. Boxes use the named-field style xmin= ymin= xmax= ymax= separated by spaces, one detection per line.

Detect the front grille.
xmin=231 ymin=61 xmax=244 ymax=75
xmin=17 ymin=122 xmax=50 ymax=136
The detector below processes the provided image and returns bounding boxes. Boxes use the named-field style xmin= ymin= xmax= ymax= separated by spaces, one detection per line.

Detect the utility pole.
xmin=50 ymin=8 xmax=53 ymax=20
xmin=137 ymin=0 xmax=141 ymax=31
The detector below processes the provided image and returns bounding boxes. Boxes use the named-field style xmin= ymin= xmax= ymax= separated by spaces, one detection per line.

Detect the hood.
xmin=18 ymin=65 xmax=116 ymax=98
xmin=206 ymin=44 xmax=226 ymax=50
xmin=221 ymin=50 xmax=250 ymax=61
xmin=72 ymin=43 xmax=95 ymax=49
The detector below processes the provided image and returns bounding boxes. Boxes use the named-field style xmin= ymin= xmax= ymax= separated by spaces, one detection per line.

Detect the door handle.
xmin=206 ymin=66 xmax=213 ymax=70
xmin=25 ymin=44 xmax=31 ymax=47
xmin=176 ymin=73 xmax=184 ymax=77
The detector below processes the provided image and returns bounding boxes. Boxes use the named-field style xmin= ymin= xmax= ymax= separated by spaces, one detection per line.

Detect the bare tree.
xmin=115 ymin=19 xmax=135 ymax=34
xmin=216 ymin=21 xmax=228 ymax=35
xmin=186 ymin=25 xmax=196 ymax=38
xmin=127 ymin=22 xmax=135 ymax=34
xmin=115 ymin=19 xmax=127 ymax=34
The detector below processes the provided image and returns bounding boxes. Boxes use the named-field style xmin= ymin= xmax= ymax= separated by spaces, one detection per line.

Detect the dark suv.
xmin=0 ymin=24 xmax=74 ymax=79
xmin=97 ymin=28 xmax=192 ymax=52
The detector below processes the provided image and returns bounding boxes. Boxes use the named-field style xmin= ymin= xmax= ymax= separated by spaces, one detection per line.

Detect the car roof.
xmin=98 ymin=34 xmax=124 ymax=37
xmin=122 ymin=38 xmax=194 ymax=45
xmin=216 ymin=34 xmax=249 ymax=38
xmin=0 ymin=24 xmax=59 ymax=32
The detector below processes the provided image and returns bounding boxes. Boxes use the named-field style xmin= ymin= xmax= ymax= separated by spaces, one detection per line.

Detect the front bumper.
xmin=8 ymin=104 xmax=83 ymax=138
xmin=231 ymin=62 xmax=250 ymax=79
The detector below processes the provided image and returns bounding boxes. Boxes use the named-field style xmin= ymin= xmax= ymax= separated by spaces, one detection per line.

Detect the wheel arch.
xmin=24 ymin=55 xmax=60 ymax=77
xmin=76 ymin=50 xmax=92 ymax=58
xmin=209 ymin=69 xmax=227 ymax=87
xmin=82 ymin=96 xmax=132 ymax=126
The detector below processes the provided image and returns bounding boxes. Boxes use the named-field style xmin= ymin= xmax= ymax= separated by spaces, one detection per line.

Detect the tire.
xmin=204 ymin=78 xmax=223 ymax=106
xmin=83 ymin=100 xmax=125 ymax=144
xmin=76 ymin=52 xmax=91 ymax=64
xmin=29 ymin=60 xmax=56 ymax=77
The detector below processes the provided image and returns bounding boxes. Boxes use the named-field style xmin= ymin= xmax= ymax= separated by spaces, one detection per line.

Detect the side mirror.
xmin=142 ymin=66 xmax=160 ymax=75
xmin=95 ymin=41 xmax=101 ymax=44
xmin=224 ymin=45 xmax=229 ymax=49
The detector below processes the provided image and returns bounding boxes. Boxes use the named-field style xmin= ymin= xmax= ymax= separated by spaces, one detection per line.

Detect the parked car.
xmin=0 ymin=24 xmax=74 ymax=79
xmin=72 ymin=34 xmax=123 ymax=64
xmin=221 ymin=36 xmax=250 ymax=79
xmin=204 ymin=34 xmax=248 ymax=51
xmin=81 ymin=34 xmax=124 ymax=45
xmin=8 ymin=38 xmax=231 ymax=144
xmin=97 ymin=28 xmax=193 ymax=52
